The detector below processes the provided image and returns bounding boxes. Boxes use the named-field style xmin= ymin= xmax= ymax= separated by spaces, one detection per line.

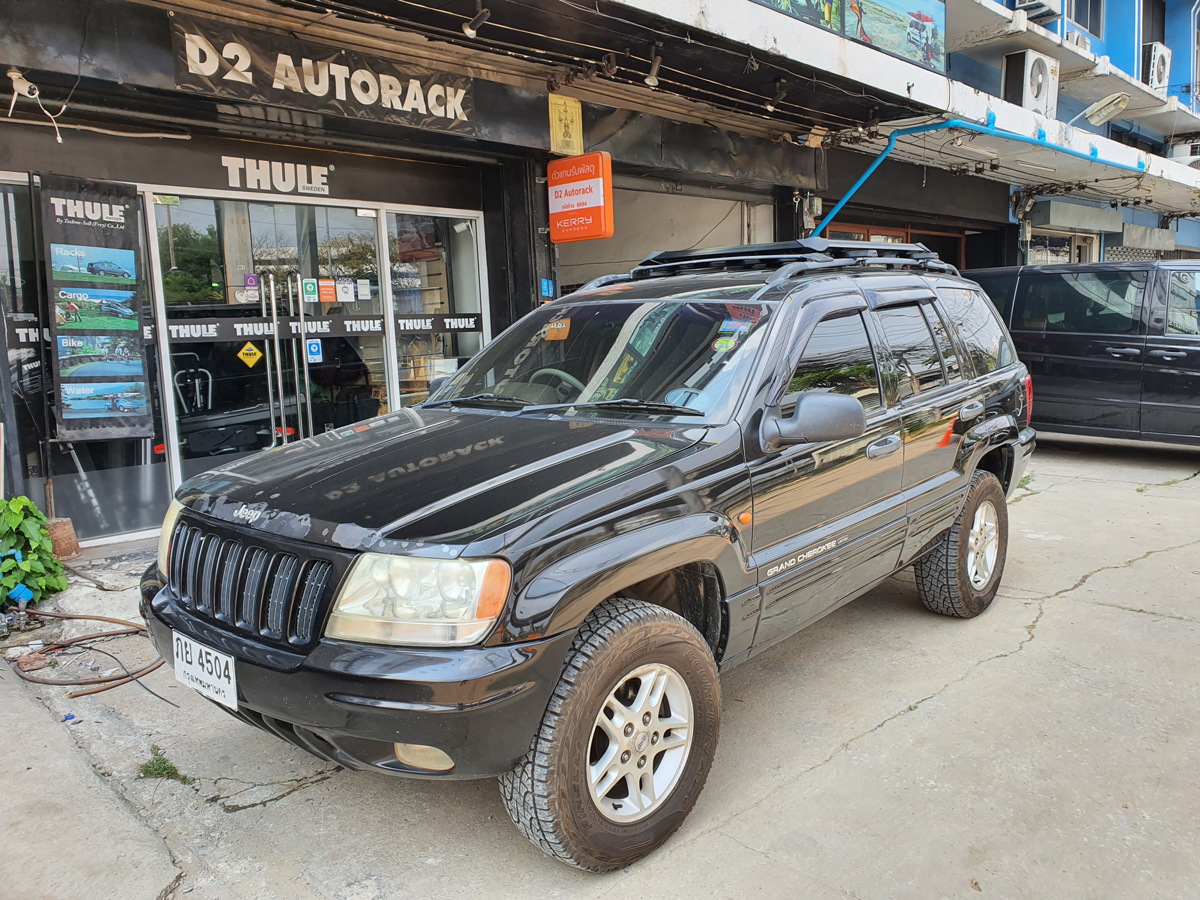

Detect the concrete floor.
xmin=14 ymin=437 xmax=1200 ymax=899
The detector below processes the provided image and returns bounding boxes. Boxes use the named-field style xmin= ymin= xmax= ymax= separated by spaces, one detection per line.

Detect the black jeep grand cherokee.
xmin=142 ymin=238 xmax=1034 ymax=871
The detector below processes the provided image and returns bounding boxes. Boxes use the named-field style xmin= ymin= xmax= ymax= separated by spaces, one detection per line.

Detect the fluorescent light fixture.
xmin=1015 ymin=159 xmax=1057 ymax=173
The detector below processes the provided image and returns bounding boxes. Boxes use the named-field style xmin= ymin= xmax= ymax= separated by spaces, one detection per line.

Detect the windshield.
xmin=431 ymin=298 xmax=774 ymax=421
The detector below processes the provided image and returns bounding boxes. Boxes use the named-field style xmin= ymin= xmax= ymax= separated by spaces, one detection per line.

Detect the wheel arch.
xmin=505 ymin=514 xmax=748 ymax=661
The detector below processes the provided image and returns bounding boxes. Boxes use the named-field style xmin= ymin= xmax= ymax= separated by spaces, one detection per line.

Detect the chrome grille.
xmin=167 ymin=520 xmax=337 ymax=646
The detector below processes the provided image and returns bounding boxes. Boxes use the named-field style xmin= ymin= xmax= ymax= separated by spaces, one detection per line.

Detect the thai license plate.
xmin=172 ymin=630 xmax=238 ymax=710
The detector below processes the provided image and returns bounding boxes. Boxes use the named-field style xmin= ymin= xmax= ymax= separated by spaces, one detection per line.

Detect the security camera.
xmin=8 ymin=69 xmax=38 ymax=99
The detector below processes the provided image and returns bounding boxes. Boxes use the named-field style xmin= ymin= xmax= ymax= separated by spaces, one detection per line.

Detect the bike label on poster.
xmin=38 ymin=173 xmax=153 ymax=440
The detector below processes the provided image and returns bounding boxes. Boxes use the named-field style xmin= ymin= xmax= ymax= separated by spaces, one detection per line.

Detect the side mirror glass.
xmin=761 ymin=392 xmax=867 ymax=452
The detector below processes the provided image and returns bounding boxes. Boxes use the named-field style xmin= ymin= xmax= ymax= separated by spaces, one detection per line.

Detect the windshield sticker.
xmin=545 ymin=319 xmax=570 ymax=341
xmin=720 ymin=318 xmax=751 ymax=333
xmin=713 ymin=336 xmax=738 ymax=352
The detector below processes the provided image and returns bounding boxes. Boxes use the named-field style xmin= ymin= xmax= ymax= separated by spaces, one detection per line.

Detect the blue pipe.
xmin=812 ymin=113 xmax=1147 ymax=237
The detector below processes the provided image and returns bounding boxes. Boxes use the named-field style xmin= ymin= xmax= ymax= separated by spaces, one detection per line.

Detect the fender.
xmin=504 ymin=513 xmax=754 ymax=648
xmin=957 ymin=412 xmax=1020 ymax=476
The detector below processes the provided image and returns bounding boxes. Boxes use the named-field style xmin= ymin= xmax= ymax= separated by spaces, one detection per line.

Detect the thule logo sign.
xmin=233 ymin=505 xmax=263 ymax=524
xmin=221 ymin=157 xmax=329 ymax=195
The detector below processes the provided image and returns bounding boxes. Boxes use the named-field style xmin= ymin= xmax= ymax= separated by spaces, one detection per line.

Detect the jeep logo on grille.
xmin=233 ymin=505 xmax=262 ymax=524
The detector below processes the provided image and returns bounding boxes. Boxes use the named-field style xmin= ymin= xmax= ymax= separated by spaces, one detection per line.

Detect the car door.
xmin=1141 ymin=267 xmax=1200 ymax=442
xmin=871 ymin=301 xmax=982 ymax=553
xmin=749 ymin=307 xmax=906 ymax=651
xmin=1007 ymin=267 xmax=1148 ymax=437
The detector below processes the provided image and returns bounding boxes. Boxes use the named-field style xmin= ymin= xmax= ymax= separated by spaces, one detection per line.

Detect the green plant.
xmin=1017 ymin=475 xmax=1032 ymax=490
xmin=139 ymin=745 xmax=194 ymax=784
xmin=0 ymin=497 xmax=68 ymax=606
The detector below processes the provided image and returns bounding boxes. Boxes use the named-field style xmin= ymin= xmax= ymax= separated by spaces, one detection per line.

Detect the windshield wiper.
xmin=422 ymin=393 xmax=536 ymax=409
xmin=522 ymin=398 xmax=705 ymax=417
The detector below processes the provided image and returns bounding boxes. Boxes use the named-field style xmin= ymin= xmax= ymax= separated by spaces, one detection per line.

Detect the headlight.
xmin=156 ymin=499 xmax=185 ymax=576
xmin=325 ymin=553 xmax=511 ymax=647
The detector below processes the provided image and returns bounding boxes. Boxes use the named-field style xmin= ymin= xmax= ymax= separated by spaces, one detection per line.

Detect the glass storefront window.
xmin=389 ymin=213 xmax=482 ymax=406
xmin=159 ymin=197 xmax=388 ymax=477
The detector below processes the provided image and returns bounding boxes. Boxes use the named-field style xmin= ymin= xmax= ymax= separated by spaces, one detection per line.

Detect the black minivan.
xmin=968 ymin=262 xmax=1200 ymax=445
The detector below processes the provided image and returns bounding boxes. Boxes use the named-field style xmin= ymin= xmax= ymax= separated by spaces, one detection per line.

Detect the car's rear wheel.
xmin=914 ymin=470 xmax=1008 ymax=618
xmin=499 ymin=598 xmax=720 ymax=871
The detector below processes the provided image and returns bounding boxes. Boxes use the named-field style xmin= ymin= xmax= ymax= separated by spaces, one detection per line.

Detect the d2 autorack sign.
xmin=170 ymin=14 xmax=474 ymax=136
xmin=548 ymin=152 xmax=614 ymax=244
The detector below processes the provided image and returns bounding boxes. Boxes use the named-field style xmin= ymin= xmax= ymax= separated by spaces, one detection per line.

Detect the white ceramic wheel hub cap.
xmin=967 ymin=500 xmax=1000 ymax=589
xmin=587 ymin=663 xmax=694 ymax=823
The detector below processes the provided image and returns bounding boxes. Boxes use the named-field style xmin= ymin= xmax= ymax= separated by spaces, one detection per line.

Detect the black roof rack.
xmin=630 ymin=237 xmax=957 ymax=280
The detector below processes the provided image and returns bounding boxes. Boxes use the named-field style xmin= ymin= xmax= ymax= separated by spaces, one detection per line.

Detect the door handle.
xmin=866 ymin=434 xmax=902 ymax=460
xmin=1148 ymin=349 xmax=1188 ymax=361
xmin=1105 ymin=347 xmax=1142 ymax=357
xmin=958 ymin=401 xmax=985 ymax=422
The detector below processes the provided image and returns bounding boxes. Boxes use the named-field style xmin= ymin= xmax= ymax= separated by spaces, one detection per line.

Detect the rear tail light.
xmin=1024 ymin=373 xmax=1033 ymax=427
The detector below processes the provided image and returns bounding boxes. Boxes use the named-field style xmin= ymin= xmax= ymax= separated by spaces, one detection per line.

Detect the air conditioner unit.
xmin=1142 ymin=42 xmax=1171 ymax=94
xmin=1063 ymin=29 xmax=1091 ymax=53
xmin=1014 ymin=0 xmax=1062 ymax=23
xmin=1003 ymin=50 xmax=1060 ymax=119
xmin=1168 ymin=141 xmax=1200 ymax=169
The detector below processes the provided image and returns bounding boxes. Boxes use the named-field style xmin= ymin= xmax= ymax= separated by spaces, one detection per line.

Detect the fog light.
xmin=394 ymin=743 xmax=454 ymax=772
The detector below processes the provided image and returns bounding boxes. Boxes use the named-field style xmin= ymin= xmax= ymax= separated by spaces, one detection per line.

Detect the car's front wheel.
xmin=499 ymin=598 xmax=720 ymax=871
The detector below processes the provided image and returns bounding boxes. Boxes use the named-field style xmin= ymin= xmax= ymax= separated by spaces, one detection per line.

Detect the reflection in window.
xmin=1167 ymin=272 xmax=1200 ymax=336
xmin=923 ymin=305 xmax=961 ymax=382
xmin=877 ymin=305 xmax=946 ymax=400
xmin=1011 ymin=272 xmax=1144 ymax=335
xmin=936 ymin=288 xmax=1016 ymax=374
xmin=785 ymin=314 xmax=881 ymax=413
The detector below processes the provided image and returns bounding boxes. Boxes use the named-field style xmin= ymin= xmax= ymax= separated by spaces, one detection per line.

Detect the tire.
xmin=914 ymin=470 xmax=1008 ymax=618
xmin=499 ymin=598 xmax=720 ymax=872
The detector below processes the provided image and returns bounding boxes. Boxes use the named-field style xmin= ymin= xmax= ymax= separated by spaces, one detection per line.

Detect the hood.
xmin=179 ymin=407 xmax=705 ymax=554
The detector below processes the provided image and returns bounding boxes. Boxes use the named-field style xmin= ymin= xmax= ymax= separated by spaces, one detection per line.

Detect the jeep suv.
xmin=141 ymin=238 xmax=1034 ymax=871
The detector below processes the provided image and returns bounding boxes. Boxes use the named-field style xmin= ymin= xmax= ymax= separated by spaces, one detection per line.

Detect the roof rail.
xmin=631 ymin=237 xmax=957 ymax=280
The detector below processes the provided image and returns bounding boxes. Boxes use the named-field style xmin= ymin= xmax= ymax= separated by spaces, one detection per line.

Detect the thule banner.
xmin=38 ymin=174 xmax=154 ymax=441
xmin=170 ymin=14 xmax=475 ymax=136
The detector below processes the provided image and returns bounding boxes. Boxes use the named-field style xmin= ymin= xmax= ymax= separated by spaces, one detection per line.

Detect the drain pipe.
xmin=812 ymin=111 xmax=1148 ymax=237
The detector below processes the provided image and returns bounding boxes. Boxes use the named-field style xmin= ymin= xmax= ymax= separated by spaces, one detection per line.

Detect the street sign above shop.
xmin=548 ymin=151 xmax=614 ymax=244
xmin=170 ymin=13 xmax=475 ymax=136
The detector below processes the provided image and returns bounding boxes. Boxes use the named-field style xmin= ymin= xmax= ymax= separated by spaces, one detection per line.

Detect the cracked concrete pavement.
xmin=9 ymin=437 xmax=1200 ymax=899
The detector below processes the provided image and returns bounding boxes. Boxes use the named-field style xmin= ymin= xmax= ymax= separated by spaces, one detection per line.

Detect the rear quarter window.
xmin=936 ymin=288 xmax=1017 ymax=375
xmin=969 ymin=273 xmax=1018 ymax=322
xmin=1010 ymin=271 xmax=1146 ymax=335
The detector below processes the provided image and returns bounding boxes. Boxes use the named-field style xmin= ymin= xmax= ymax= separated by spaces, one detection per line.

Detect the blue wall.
xmin=1164 ymin=1 xmax=1195 ymax=105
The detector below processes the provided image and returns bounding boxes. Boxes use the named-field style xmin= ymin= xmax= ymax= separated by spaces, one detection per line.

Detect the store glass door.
xmin=388 ymin=212 xmax=484 ymax=405
xmin=157 ymin=196 xmax=387 ymax=479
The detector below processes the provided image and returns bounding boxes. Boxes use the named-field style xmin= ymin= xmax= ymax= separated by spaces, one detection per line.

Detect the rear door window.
xmin=1010 ymin=271 xmax=1146 ymax=335
xmin=936 ymin=287 xmax=1017 ymax=375
xmin=876 ymin=305 xmax=945 ymax=401
xmin=1166 ymin=271 xmax=1200 ymax=337
xmin=921 ymin=304 xmax=962 ymax=383
xmin=783 ymin=312 xmax=881 ymax=414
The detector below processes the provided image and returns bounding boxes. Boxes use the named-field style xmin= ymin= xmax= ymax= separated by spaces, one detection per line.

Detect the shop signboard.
xmin=548 ymin=151 xmax=615 ymax=244
xmin=170 ymin=14 xmax=475 ymax=136
xmin=750 ymin=0 xmax=945 ymax=73
xmin=38 ymin=174 xmax=153 ymax=440
xmin=159 ymin=314 xmax=482 ymax=342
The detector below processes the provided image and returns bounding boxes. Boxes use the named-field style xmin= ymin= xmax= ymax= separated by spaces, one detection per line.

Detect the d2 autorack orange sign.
xmin=548 ymin=151 xmax=614 ymax=244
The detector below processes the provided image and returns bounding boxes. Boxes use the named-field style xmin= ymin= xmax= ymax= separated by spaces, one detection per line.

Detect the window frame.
xmin=1066 ymin=0 xmax=1104 ymax=38
xmin=779 ymin=309 xmax=884 ymax=418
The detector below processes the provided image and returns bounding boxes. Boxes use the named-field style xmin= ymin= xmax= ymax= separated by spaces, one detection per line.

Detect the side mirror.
xmin=427 ymin=375 xmax=450 ymax=397
xmin=761 ymin=392 xmax=867 ymax=452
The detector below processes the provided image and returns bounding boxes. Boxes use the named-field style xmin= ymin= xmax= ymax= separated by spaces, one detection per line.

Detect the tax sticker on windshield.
xmin=713 ymin=336 xmax=738 ymax=351
xmin=720 ymin=318 xmax=751 ymax=333
xmin=545 ymin=319 xmax=570 ymax=340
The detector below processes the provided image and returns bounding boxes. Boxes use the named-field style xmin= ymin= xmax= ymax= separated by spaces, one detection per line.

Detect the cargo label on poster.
xmin=38 ymin=173 xmax=153 ymax=441
xmin=170 ymin=13 xmax=475 ymax=136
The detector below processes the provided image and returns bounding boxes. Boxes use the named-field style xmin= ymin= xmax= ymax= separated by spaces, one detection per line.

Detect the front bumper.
xmin=142 ymin=576 xmax=574 ymax=779
xmin=1007 ymin=426 xmax=1037 ymax=500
